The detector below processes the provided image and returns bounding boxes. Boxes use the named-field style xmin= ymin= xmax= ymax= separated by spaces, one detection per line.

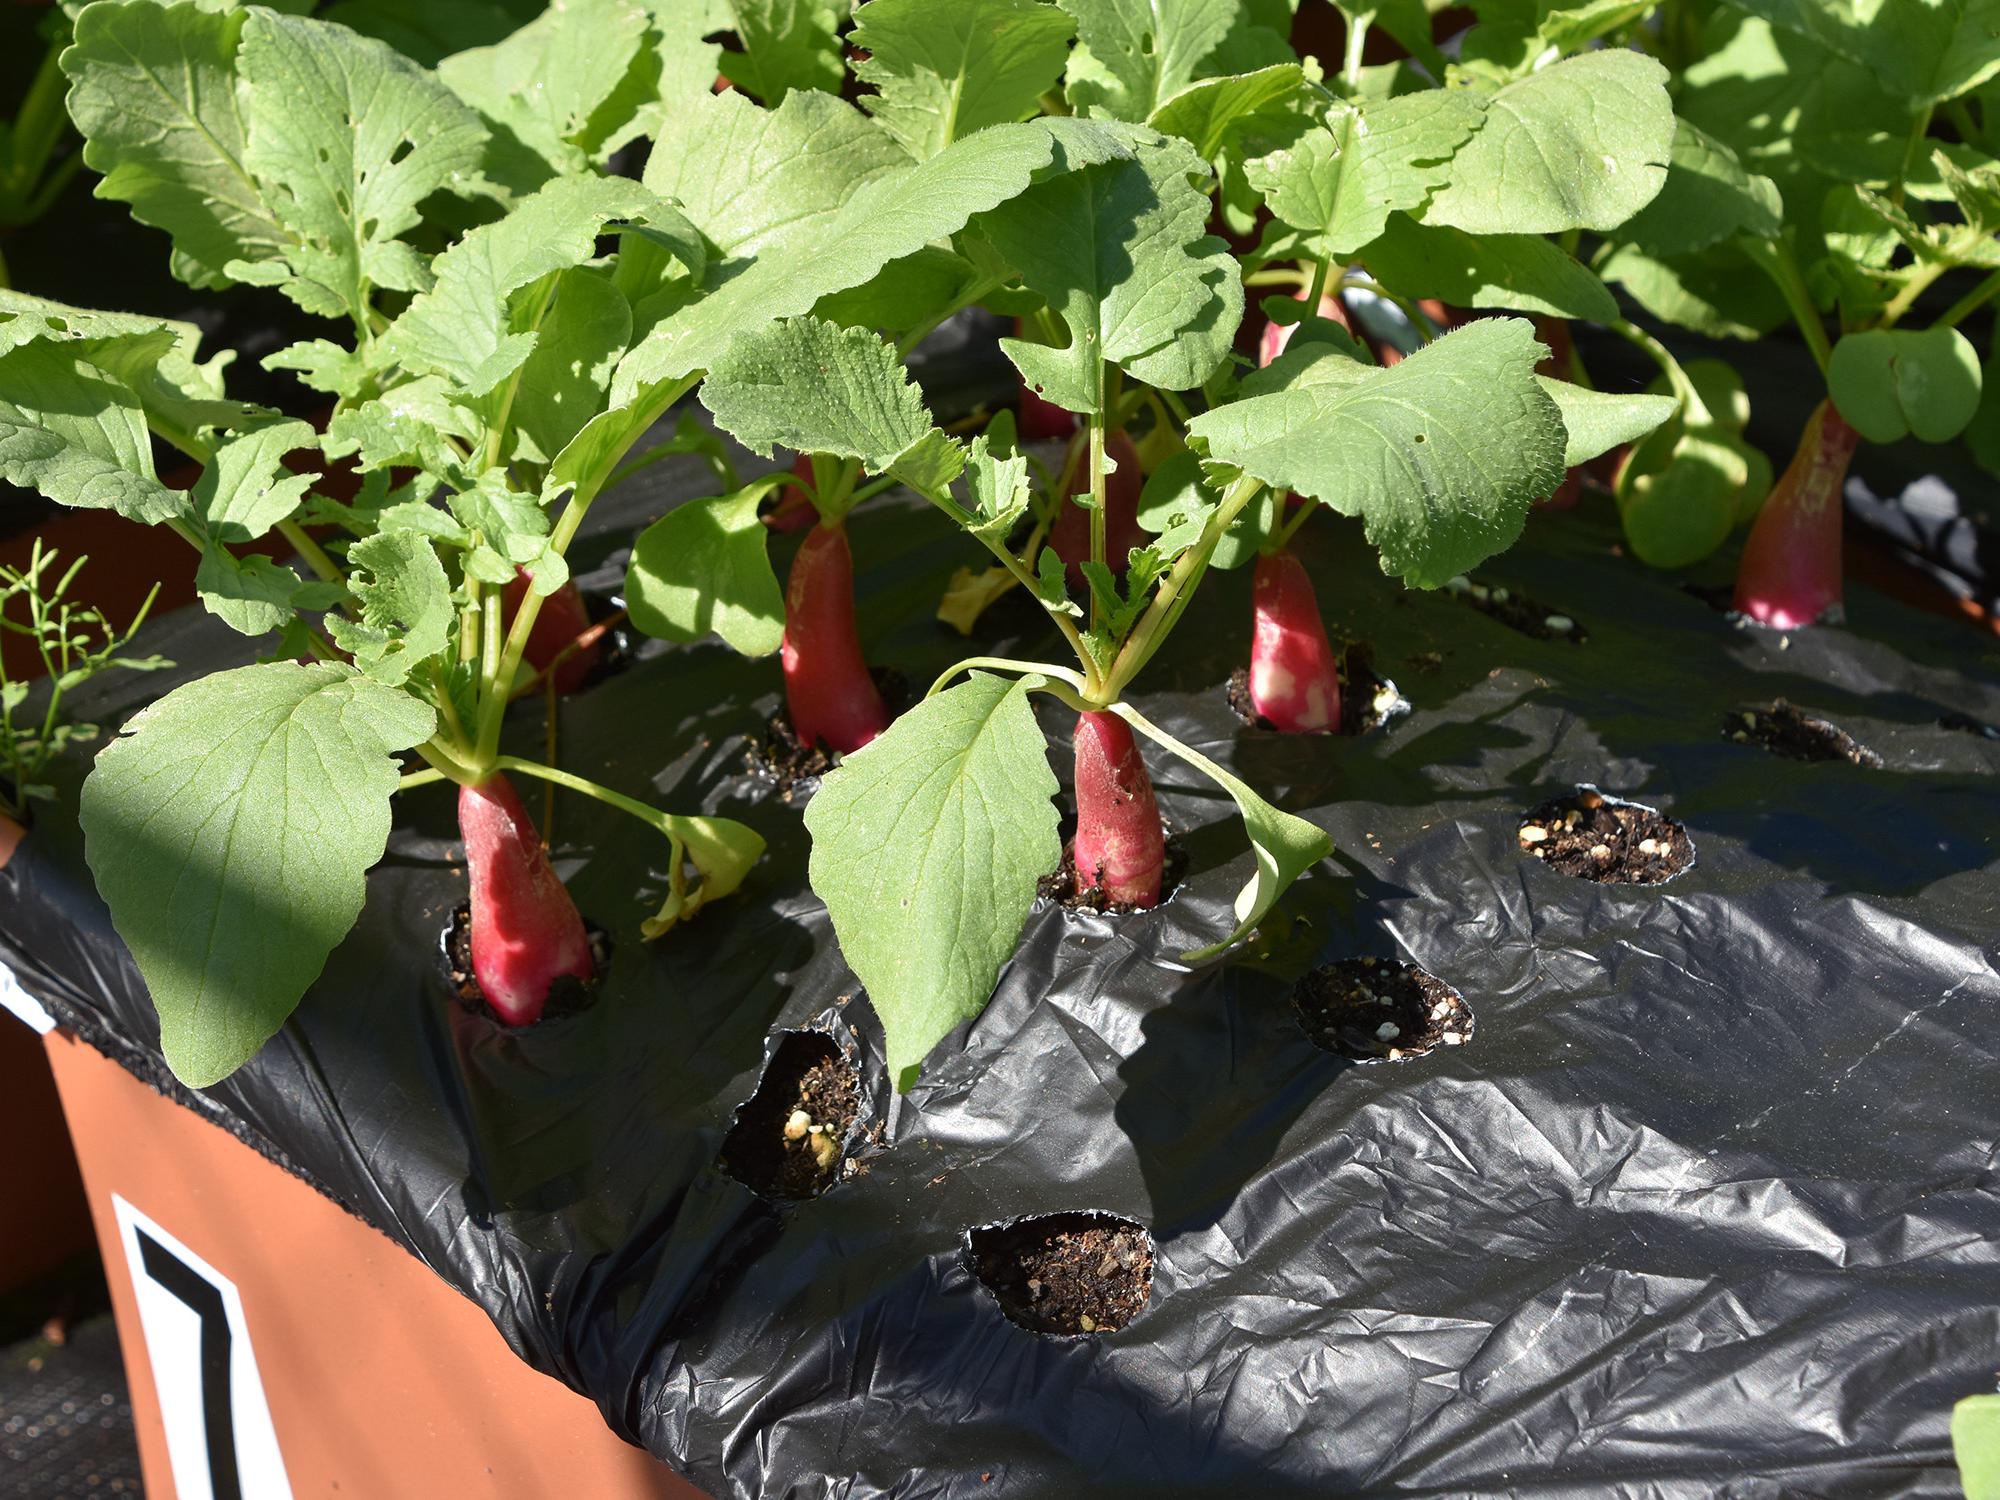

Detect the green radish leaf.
xmin=1828 ymin=327 xmax=1984 ymax=443
xmin=1189 ymin=317 xmax=1566 ymax=586
xmin=644 ymin=89 xmax=908 ymax=265
xmin=1537 ymin=381 xmax=1677 ymax=467
xmin=383 ymin=176 xmax=666 ymax=398
xmin=80 ymin=663 xmax=434 ymax=1087
xmin=0 ymin=343 xmax=183 ymax=523
xmin=713 ymin=0 xmax=844 ymax=104
xmin=436 ymin=0 xmax=652 ymax=180
xmin=62 ymin=1 xmax=288 ymax=291
xmin=1058 ymin=0 xmax=1283 ymax=120
xmin=700 ymin=315 xmax=966 ymax=494
xmin=507 ymin=267 xmax=633 ymax=464
xmin=318 ymin=0 xmax=534 ymax=67
xmin=234 ymin=9 xmax=488 ymax=321
xmin=979 ymin=122 xmax=1242 ymax=413
xmin=624 ymin=478 xmax=788 ymax=657
xmin=194 ymin=420 xmax=318 ymax=543
xmin=326 ymin=530 xmax=454 ymax=686
xmin=1617 ymin=118 xmax=1783 ymax=258
xmin=1424 ymin=50 xmax=1675 ymax=235
xmin=1246 ymin=91 xmax=1482 ymax=260
xmin=805 ymin=671 xmax=1062 ymax=1091
xmin=1728 ymin=0 xmax=2000 ymax=107
xmin=851 ymin=0 xmax=1076 ymax=160
xmin=1959 ymin=1394 xmax=2000 ymax=1500
xmin=813 ymin=246 xmax=982 ymax=335
xmin=324 ymin=376 xmax=481 ymax=473
xmin=962 ymin=421 xmax=1032 ymax=544
xmin=1114 ymin=703 xmax=1330 ymax=961
xmin=1359 ymin=214 xmax=1619 ymax=322
xmin=1597 ymin=242 xmax=1789 ymax=341
xmin=193 ymin=551 xmax=341 ymax=638
xmin=1615 ymin=423 xmax=1769 ymax=568
xmin=1148 ymin=63 xmax=1306 ymax=164
xmin=622 ymin=119 xmax=1064 ymax=393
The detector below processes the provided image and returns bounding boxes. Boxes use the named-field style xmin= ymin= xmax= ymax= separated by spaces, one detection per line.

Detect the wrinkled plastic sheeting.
xmin=3 ymin=435 xmax=1999 ymax=1499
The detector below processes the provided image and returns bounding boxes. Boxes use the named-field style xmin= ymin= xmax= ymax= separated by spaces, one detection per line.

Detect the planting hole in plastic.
xmin=969 ymin=1212 xmax=1154 ymax=1336
xmin=1226 ymin=641 xmax=1413 ymax=736
xmin=1519 ymin=787 xmax=1694 ymax=886
xmin=1442 ymin=575 xmax=1586 ymax=643
xmin=745 ymin=666 xmax=910 ymax=801
xmin=1038 ymin=820 xmax=1188 ymax=915
xmin=441 ymin=902 xmax=609 ymax=1024
xmin=1724 ymin=700 xmax=1883 ymax=767
xmin=1292 ymin=958 xmax=1473 ymax=1062
xmin=719 ymin=1031 xmax=861 ymax=1201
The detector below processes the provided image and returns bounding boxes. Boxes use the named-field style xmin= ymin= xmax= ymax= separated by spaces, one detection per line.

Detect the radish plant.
xmin=6 ymin=0 xmax=854 ymax=1083
xmin=637 ymin=0 xmax=1684 ymax=1090
xmin=1596 ymin=5 xmax=2000 ymax=616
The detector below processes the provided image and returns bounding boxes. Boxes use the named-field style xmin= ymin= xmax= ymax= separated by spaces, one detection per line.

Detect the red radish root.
xmin=460 ymin=773 xmax=593 ymax=1025
xmin=1019 ymin=384 xmax=1078 ymax=442
xmin=1072 ymin=711 xmax=1165 ymax=907
xmin=1733 ymin=400 xmax=1859 ymax=630
xmin=1250 ymin=550 xmax=1342 ymax=733
xmin=1050 ymin=429 xmax=1147 ymax=585
xmin=783 ymin=520 xmax=890 ymax=754
xmin=502 ymin=570 xmax=599 ymax=695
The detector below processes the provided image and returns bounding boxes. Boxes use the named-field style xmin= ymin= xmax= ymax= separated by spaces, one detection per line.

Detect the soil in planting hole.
xmin=1037 ymin=824 xmax=1188 ymax=914
xmin=745 ymin=667 xmax=909 ymax=799
xmin=1445 ymin=577 xmax=1586 ymax=642
xmin=1225 ymin=641 xmax=1412 ymax=735
xmin=718 ymin=1032 xmax=861 ymax=1200
xmin=1725 ymin=700 xmax=1882 ymax=767
xmin=969 ymin=1213 xmax=1154 ymax=1336
xmin=1519 ymin=789 xmax=1693 ymax=885
xmin=443 ymin=902 xmax=610 ymax=1023
xmin=1292 ymin=958 xmax=1473 ymax=1061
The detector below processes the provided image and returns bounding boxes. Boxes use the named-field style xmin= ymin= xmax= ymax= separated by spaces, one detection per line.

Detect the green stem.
xmin=1892 ymin=105 xmax=1934 ymax=208
xmin=1741 ymin=237 xmax=1832 ymax=378
xmin=1605 ymin=318 xmax=1704 ymax=414
xmin=1342 ymin=12 xmax=1370 ymax=89
xmin=1087 ymin=411 xmax=1106 ymax=631
xmin=926 ymin=656 xmax=1087 ymax=700
xmin=1935 ymin=268 xmax=2000 ymax=329
xmin=278 ymin=520 xmax=340 ymax=585
xmin=1878 ymin=259 xmax=1952 ymax=329
xmin=468 ymin=378 xmax=696 ymax=768
xmin=399 ymin=766 xmax=449 ymax=790
xmin=1267 ymin=494 xmax=1317 ymax=554
xmin=1105 ymin=473 xmax=1265 ymax=701
xmin=491 ymin=755 xmax=680 ymax=838
xmin=1301 ymin=254 xmax=1332 ymax=315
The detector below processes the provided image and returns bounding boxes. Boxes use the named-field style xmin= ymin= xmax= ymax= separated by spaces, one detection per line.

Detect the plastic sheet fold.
xmin=3 ymin=425 xmax=1998 ymax=1498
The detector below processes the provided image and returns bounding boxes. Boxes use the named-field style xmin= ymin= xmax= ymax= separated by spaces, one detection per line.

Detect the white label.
xmin=0 ymin=960 xmax=55 ymax=1034
xmin=112 ymin=1195 xmax=294 ymax=1500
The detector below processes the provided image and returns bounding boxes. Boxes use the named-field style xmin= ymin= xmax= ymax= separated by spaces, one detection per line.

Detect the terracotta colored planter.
xmin=42 ymin=1032 xmax=708 ymax=1499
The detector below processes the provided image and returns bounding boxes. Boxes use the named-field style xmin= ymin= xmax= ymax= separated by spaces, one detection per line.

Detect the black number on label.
xmin=135 ymin=1227 xmax=242 ymax=1500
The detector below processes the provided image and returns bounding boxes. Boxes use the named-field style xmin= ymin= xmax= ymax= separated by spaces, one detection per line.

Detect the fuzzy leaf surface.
xmin=625 ymin=479 xmax=786 ymax=655
xmin=80 ymin=662 xmax=434 ymax=1086
xmin=852 ymin=0 xmax=1075 ymax=159
xmin=1424 ymin=50 xmax=1674 ymax=234
xmin=1360 ymin=215 xmax=1618 ymax=321
xmin=804 ymin=671 xmax=1060 ymax=1090
xmin=1189 ymin=317 xmax=1566 ymax=585
xmin=699 ymin=315 xmax=964 ymax=492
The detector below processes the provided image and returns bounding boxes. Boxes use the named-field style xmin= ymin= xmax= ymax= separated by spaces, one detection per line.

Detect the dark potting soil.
xmin=1225 ymin=640 xmax=1412 ymax=736
xmin=1725 ymin=700 xmax=1883 ymax=768
xmin=1447 ymin=576 xmax=1587 ymax=642
xmin=1292 ymin=958 xmax=1473 ymax=1062
xmin=1037 ymin=827 xmax=1188 ymax=914
xmin=719 ymin=1031 xmax=861 ymax=1200
xmin=1519 ymin=789 xmax=1694 ymax=885
xmin=968 ymin=1214 xmax=1154 ymax=1336
xmin=745 ymin=667 xmax=910 ymax=799
xmin=442 ymin=902 xmax=609 ymax=1024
